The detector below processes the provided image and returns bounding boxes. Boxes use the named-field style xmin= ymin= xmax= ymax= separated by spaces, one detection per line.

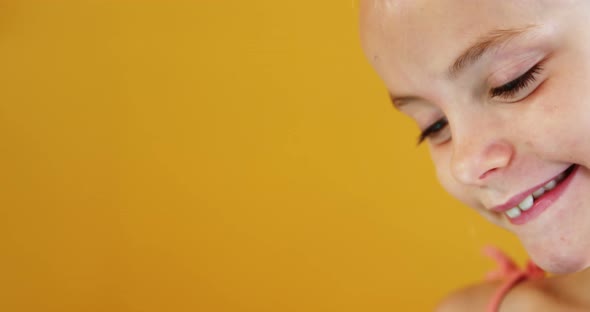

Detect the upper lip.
xmin=490 ymin=166 xmax=572 ymax=213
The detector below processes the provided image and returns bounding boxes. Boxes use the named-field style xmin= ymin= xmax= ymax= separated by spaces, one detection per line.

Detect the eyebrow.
xmin=390 ymin=25 xmax=538 ymax=108
xmin=449 ymin=25 xmax=537 ymax=77
xmin=389 ymin=94 xmax=419 ymax=109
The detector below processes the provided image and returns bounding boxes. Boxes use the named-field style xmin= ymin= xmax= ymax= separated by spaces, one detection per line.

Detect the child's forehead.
xmin=361 ymin=0 xmax=570 ymax=102
xmin=360 ymin=0 xmax=543 ymax=41
xmin=361 ymin=0 xmax=555 ymax=34
xmin=359 ymin=0 xmax=550 ymax=83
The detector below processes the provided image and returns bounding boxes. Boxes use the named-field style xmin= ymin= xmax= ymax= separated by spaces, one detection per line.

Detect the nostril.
xmin=479 ymin=168 xmax=499 ymax=180
xmin=451 ymin=138 xmax=514 ymax=185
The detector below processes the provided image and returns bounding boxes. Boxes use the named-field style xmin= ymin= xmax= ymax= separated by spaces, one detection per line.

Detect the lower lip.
xmin=508 ymin=165 xmax=579 ymax=225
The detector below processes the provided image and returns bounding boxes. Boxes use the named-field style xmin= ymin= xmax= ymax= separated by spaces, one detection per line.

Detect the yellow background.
xmin=0 ymin=1 xmax=525 ymax=311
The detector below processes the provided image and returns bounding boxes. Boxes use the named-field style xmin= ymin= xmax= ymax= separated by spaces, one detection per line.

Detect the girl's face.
xmin=360 ymin=0 xmax=590 ymax=273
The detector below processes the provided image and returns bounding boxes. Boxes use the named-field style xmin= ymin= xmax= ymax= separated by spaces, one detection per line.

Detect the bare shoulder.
xmin=434 ymin=280 xmax=504 ymax=312
xmin=435 ymin=279 xmax=584 ymax=312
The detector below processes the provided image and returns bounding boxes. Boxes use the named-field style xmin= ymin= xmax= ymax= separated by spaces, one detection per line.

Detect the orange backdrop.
xmin=0 ymin=1 xmax=525 ymax=311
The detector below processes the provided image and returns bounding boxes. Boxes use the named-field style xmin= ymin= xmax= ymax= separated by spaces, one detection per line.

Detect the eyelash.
xmin=490 ymin=63 xmax=543 ymax=98
xmin=418 ymin=117 xmax=448 ymax=144
xmin=417 ymin=63 xmax=544 ymax=145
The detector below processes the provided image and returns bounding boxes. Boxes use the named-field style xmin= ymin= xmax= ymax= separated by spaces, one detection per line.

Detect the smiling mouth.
xmin=504 ymin=165 xmax=576 ymax=218
xmin=492 ymin=164 xmax=578 ymax=224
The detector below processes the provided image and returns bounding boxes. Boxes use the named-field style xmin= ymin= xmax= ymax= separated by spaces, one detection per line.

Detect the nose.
xmin=450 ymin=133 xmax=515 ymax=186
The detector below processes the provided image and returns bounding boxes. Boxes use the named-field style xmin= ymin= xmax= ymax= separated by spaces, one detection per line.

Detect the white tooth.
xmin=544 ymin=179 xmax=557 ymax=191
xmin=518 ymin=195 xmax=534 ymax=211
xmin=532 ymin=188 xmax=545 ymax=199
xmin=506 ymin=207 xmax=522 ymax=219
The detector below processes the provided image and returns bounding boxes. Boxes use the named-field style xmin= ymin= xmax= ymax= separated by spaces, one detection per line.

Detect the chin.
xmin=524 ymin=240 xmax=590 ymax=274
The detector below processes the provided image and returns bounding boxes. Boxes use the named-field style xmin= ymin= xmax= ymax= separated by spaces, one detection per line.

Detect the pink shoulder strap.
xmin=483 ymin=246 xmax=545 ymax=312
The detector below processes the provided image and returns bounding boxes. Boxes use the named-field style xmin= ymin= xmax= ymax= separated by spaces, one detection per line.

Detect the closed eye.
xmin=418 ymin=117 xmax=448 ymax=144
xmin=490 ymin=63 xmax=543 ymax=99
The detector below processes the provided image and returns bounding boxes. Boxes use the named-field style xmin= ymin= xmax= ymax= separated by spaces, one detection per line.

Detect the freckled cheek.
xmin=556 ymin=113 xmax=590 ymax=165
xmin=529 ymin=108 xmax=590 ymax=164
xmin=532 ymin=72 xmax=590 ymax=163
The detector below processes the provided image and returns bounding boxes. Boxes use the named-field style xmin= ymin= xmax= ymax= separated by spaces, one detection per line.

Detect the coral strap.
xmin=483 ymin=246 xmax=545 ymax=312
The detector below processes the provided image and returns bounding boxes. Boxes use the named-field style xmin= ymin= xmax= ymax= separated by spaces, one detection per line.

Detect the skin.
xmin=359 ymin=0 xmax=590 ymax=275
xmin=359 ymin=0 xmax=590 ymax=310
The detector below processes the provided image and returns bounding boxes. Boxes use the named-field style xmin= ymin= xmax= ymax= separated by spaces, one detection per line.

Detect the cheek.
xmin=532 ymin=99 xmax=590 ymax=166
xmin=534 ymin=52 xmax=590 ymax=165
xmin=563 ymin=113 xmax=590 ymax=166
